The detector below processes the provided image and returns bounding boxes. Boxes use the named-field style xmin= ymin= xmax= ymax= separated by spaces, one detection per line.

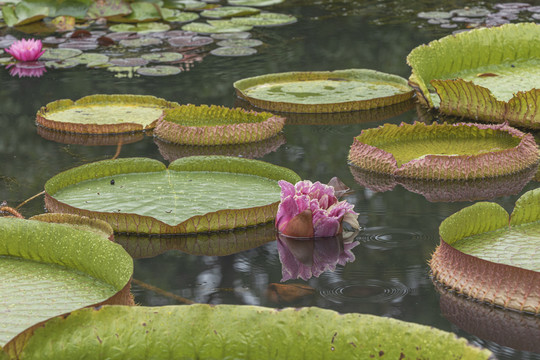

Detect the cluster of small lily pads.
xmin=417 ymin=2 xmax=540 ymax=30
xmin=0 ymin=0 xmax=297 ymax=77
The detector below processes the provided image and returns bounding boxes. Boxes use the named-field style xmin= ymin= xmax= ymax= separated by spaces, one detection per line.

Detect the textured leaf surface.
xmin=0 ymin=218 xmax=133 ymax=346
xmin=348 ymin=122 xmax=539 ymax=180
xmin=234 ymin=69 xmax=413 ymax=113
xmin=230 ymin=12 xmax=297 ymax=26
xmin=45 ymin=157 xmax=300 ymax=234
xmin=431 ymin=189 xmax=540 ymax=313
xmin=182 ymin=21 xmax=252 ymax=33
xmin=16 ymin=305 xmax=491 ymax=359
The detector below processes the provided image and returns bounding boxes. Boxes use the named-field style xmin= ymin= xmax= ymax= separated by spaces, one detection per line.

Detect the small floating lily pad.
xmin=36 ymin=94 xmax=180 ymax=134
xmin=66 ymin=53 xmax=110 ymax=67
xmin=228 ymin=0 xmax=284 ymax=6
xmin=10 ymin=304 xmax=492 ymax=359
xmin=217 ymin=38 xmax=262 ymax=47
xmin=430 ymin=188 xmax=540 ymax=314
xmin=141 ymin=52 xmax=184 ymax=62
xmin=182 ymin=20 xmax=253 ymax=33
xmin=407 ymin=23 xmax=540 ymax=129
xmin=136 ymin=65 xmax=182 ymax=76
xmin=211 ymin=46 xmax=257 ymax=56
xmin=40 ymin=48 xmax=82 ymax=61
xmin=0 ymin=217 xmax=133 ymax=351
xmin=168 ymin=35 xmax=214 ymax=47
xmin=161 ymin=9 xmax=199 ymax=23
xmin=211 ymin=31 xmax=251 ymax=39
xmin=417 ymin=11 xmax=453 ymax=19
xmin=109 ymin=57 xmax=149 ymax=67
xmin=234 ymin=69 xmax=413 ymax=113
xmin=230 ymin=12 xmax=297 ymax=26
xmin=348 ymin=122 xmax=539 ymax=180
xmin=119 ymin=37 xmax=162 ymax=47
xmin=201 ymin=6 xmax=260 ymax=19
xmin=109 ymin=22 xmax=170 ymax=34
xmin=154 ymin=104 xmax=285 ymax=145
xmin=44 ymin=156 xmax=301 ymax=234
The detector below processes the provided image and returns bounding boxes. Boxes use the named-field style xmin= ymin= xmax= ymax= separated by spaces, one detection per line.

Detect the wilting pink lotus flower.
xmin=276 ymin=180 xmax=359 ymax=238
xmin=5 ymin=38 xmax=45 ymax=62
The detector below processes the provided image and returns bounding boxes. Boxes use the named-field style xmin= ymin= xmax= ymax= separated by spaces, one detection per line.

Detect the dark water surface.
xmin=1 ymin=1 xmax=539 ymax=359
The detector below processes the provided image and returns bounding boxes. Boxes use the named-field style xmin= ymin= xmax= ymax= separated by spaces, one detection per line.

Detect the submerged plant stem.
xmin=112 ymin=139 xmax=123 ymax=160
xmin=132 ymin=278 xmax=194 ymax=304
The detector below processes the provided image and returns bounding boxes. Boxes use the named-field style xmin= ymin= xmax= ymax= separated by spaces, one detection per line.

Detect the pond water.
xmin=1 ymin=0 xmax=539 ymax=359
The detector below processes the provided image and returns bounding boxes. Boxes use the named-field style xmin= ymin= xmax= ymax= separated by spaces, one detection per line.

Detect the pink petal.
xmin=278 ymin=180 xmax=295 ymax=200
xmin=313 ymin=215 xmax=340 ymax=237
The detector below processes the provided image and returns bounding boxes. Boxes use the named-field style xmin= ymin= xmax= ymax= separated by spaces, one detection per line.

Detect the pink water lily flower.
xmin=276 ymin=180 xmax=359 ymax=238
xmin=5 ymin=38 xmax=45 ymax=62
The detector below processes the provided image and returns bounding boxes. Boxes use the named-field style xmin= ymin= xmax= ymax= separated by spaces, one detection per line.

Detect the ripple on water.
xmin=357 ymin=226 xmax=431 ymax=250
xmin=320 ymin=279 xmax=410 ymax=304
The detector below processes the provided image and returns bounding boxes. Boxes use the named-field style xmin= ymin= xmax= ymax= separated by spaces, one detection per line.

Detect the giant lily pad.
xmin=407 ymin=22 xmax=540 ymax=129
xmin=154 ymin=105 xmax=285 ymax=145
xmin=430 ymin=188 xmax=540 ymax=314
xmin=348 ymin=122 xmax=539 ymax=180
xmin=44 ymin=156 xmax=301 ymax=234
xmin=234 ymin=69 xmax=414 ymax=113
xmin=7 ymin=304 xmax=491 ymax=359
xmin=0 ymin=217 xmax=133 ymax=354
xmin=35 ymin=94 xmax=180 ymax=134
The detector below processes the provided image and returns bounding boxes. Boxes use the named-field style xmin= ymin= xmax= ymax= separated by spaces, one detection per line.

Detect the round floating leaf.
xmin=66 ymin=53 xmax=110 ymax=67
xmin=116 ymin=222 xmax=276 ymax=258
xmin=136 ymin=65 xmax=181 ymax=76
xmin=12 ymin=304 xmax=491 ymax=359
xmin=0 ymin=217 xmax=133 ymax=353
xmin=211 ymin=46 xmax=257 ymax=56
xmin=230 ymin=12 xmax=297 ymax=26
xmin=453 ymin=7 xmax=491 ymax=17
xmin=182 ymin=20 xmax=252 ymax=33
xmin=161 ymin=9 xmax=199 ymax=23
xmin=167 ymin=35 xmax=213 ymax=47
xmin=109 ymin=57 xmax=149 ymax=67
xmin=201 ymin=6 xmax=260 ymax=19
xmin=40 ymin=48 xmax=82 ymax=61
xmin=348 ymin=122 xmax=539 ymax=180
xmin=57 ymin=40 xmax=98 ymax=51
xmin=164 ymin=0 xmax=207 ymax=10
xmin=417 ymin=11 xmax=453 ymax=19
xmin=430 ymin=188 xmax=540 ymax=314
xmin=36 ymin=94 xmax=180 ymax=134
xmin=228 ymin=0 xmax=284 ymax=6
xmin=109 ymin=22 xmax=170 ymax=33
xmin=44 ymin=156 xmax=301 ymax=234
xmin=407 ymin=23 xmax=540 ymax=129
xmin=2 ymin=2 xmax=49 ymax=27
xmin=141 ymin=52 xmax=183 ymax=62
xmin=108 ymin=1 xmax=161 ymax=22
xmin=234 ymin=69 xmax=413 ymax=113
xmin=87 ymin=0 xmax=132 ymax=19
xmin=154 ymin=104 xmax=285 ymax=145
xmin=119 ymin=37 xmax=162 ymax=47
xmin=211 ymin=31 xmax=251 ymax=39
xmin=217 ymin=38 xmax=262 ymax=47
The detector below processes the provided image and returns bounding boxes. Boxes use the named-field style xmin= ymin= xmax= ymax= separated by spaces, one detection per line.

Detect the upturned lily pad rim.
xmin=430 ymin=188 xmax=540 ymax=314
xmin=153 ymin=104 xmax=286 ymax=145
xmin=234 ymin=69 xmax=414 ymax=113
xmin=44 ymin=156 xmax=301 ymax=235
xmin=11 ymin=304 xmax=492 ymax=359
xmin=35 ymin=94 xmax=180 ymax=134
xmin=347 ymin=121 xmax=540 ymax=180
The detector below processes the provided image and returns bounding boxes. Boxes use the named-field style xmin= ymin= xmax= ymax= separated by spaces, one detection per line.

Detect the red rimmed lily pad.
xmin=430 ymin=188 xmax=540 ymax=314
xmin=234 ymin=69 xmax=413 ymax=113
xmin=35 ymin=94 xmax=180 ymax=134
xmin=153 ymin=104 xmax=285 ymax=145
xmin=348 ymin=122 xmax=539 ymax=180
xmin=44 ymin=156 xmax=301 ymax=235
xmin=407 ymin=23 xmax=540 ymax=129
xmin=0 ymin=216 xmax=133 ymax=356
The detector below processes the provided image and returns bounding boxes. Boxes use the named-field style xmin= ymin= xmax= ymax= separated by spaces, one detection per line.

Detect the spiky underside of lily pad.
xmin=430 ymin=189 xmax=540 ymax=314
xmin=234 ymin=69 xmax=413 ymax=113
xmin=153 ymin=105 xmax=285 ymax=145
xmin=348 ymin=122 xmax=539 ymax=180
xmin=44 ymin=157 xmax=301 ymax=235
xmin=407 ymin=23 xmax=540 ymax=128
xmin=36 ymin=94 xmax=180 ymax=134
xmin=9 ymin=304 xmax=491 ymax=359
xmin=36 ymin=126 xmax=145 ymax=146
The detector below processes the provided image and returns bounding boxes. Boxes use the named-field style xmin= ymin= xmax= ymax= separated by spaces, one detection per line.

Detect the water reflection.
xmin=6 ymin=62 xmax=46 ymax=78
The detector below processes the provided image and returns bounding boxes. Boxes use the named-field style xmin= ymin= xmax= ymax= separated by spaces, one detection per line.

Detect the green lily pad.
xmin=64 ymin=53 xmax=110 ymax=67
xmin=230 ymin=12 xmax=297 ymax=26
xmin=0 ymin=217 xmax=133 ymax=351
xmin=211 ymin=31 xmax=251 ymax=39
xmin=136 ymin=65 xmax=181 ymax=76
xmin=217 ymin=38 xmax=262 ymax=47
xmin=161 ymin=8 xmax=199 ymax=22
xmin=44 ymin=156 xmax=301 ymax=234
xmin=36 ymin=94 xmax=180 ymax=134
xmin=119 ymin=37 xmax=162 ymax=47
xmin=154 ymin=104 xmax=285 ymax=145
xmin=163 ymin=0 xmax=207 ymax=10
xmin=141 ymin=51 xmax=183 ymax=62
xmin=234 ymin=69 xmax=413 ymax=113
xmin=87 ymin=0 xmax=131 ymax=19
xmin=40 ymin=48 xmax=82 ymax=61
xmin=108 ymin=1 xmax=161 ymax=22
xmin=109 ymin=22 xmax=170 ymax=33
xmin=407 ymin=23 xmax=540 ymax=129
xmin=417 ymin=11 xmax=453 ymax=19
xmin=2 ymin=2 xmax=49 ymax=27
xmin=228 ymin=0 xmax=284 ymax=6
xmin=201 ymin=6 xmax=260 ymax=19
xmin=348 ymin=122 xmax=539 ymax=180
xmin=430 ymin=188 xmax=540 ymax=314
xmin=182 ymin=20 xmax=252 ymax=33
xmin=10 ymin=304 xmax=492 ymax=359
xmin=210 ymin=46 xmax=257 ymax=56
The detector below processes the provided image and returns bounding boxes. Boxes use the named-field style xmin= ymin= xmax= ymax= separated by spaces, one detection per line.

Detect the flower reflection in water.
xmin=277 ymin=232 xmax=360 ymax=282
xmin=7 ymin=62 xmax=46 ymax=78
